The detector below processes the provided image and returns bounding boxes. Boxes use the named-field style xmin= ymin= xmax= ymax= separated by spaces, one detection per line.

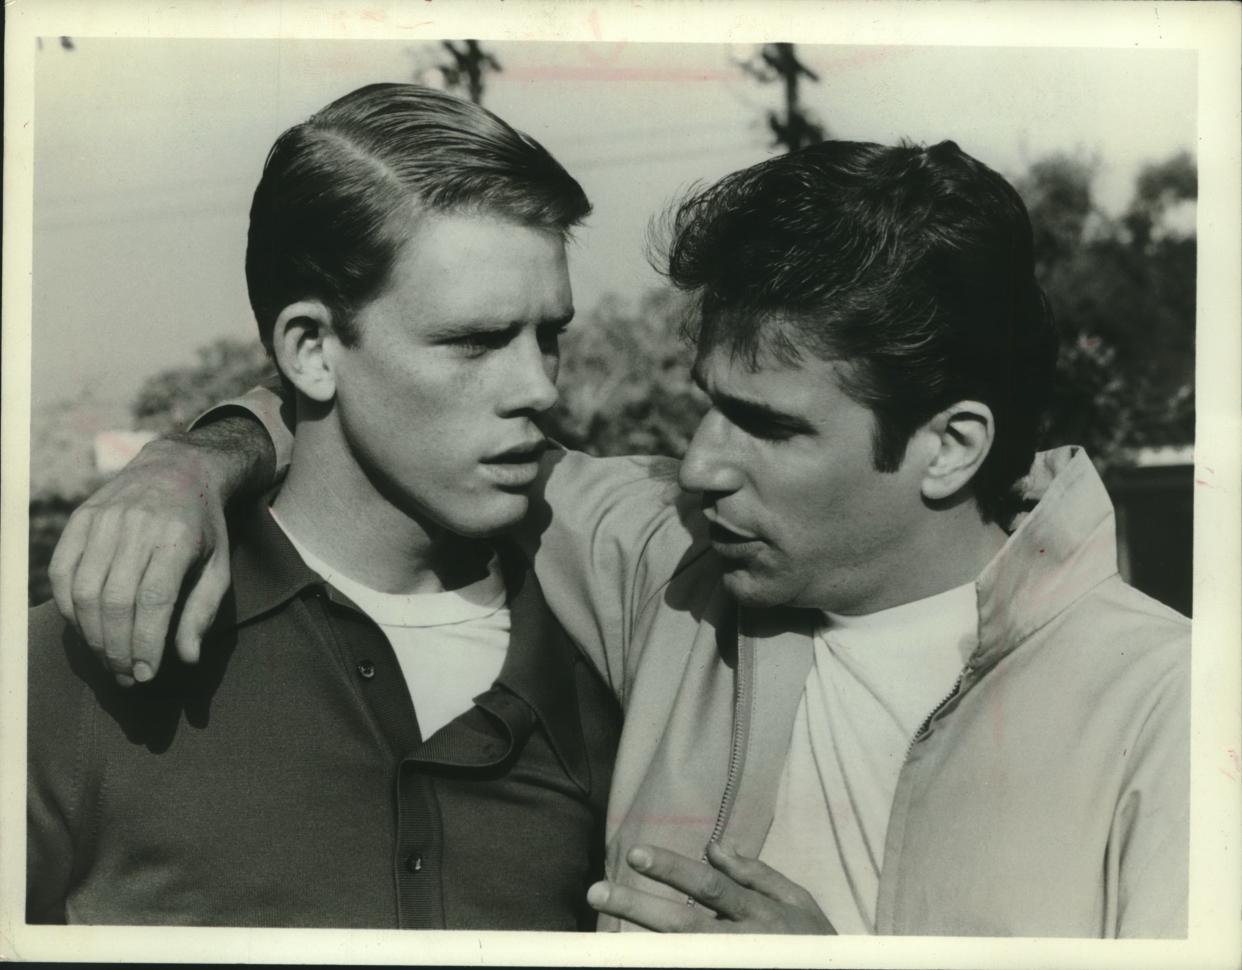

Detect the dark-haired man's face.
xmin=678 ymin=344 xmax=940 ymax=615
xmin=327 ymin=212 xmax=573 ymax=538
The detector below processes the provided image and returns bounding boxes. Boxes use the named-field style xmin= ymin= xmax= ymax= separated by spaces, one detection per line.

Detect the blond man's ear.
xmin=271 ymin=301 xmax=338 ymax=403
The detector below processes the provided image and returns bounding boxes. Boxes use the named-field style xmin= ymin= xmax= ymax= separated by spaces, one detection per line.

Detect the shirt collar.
xmin=224 ymin=501 xmax=592 ymax=793
xmin=227 ymin=498 xmax=323 ymax=627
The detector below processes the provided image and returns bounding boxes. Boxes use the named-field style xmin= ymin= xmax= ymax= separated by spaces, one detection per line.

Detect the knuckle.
xmin=64 ymin=505 xmax=93 ymax=528
xmin=135 ymin=583 xmax=174 ymax=609
xmin=122 ymin=507 xmax=160 ymax=538
xmin=731 ymin=854 xmax=762 ymax=875
xmin=99 ymin=592 xmax=133 ymax=617
xmin=163 ymin=512 xmax=193 ymax=537
xmin=70 ymin=580 xmax=100 ymax=607
xmin=98 ymin=583 xmax=135 ymax=613
xmin=168 ymin=519 xmax=204 ymax=552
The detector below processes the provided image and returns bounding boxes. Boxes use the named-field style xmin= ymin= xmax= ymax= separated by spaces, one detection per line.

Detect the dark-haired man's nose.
xmin=678 ymin=410 xmax=744 ymax=496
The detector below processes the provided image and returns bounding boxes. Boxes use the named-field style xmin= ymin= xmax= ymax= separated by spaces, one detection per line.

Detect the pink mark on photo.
xmin=1223 ymin=748 xmax=1241 ymax=782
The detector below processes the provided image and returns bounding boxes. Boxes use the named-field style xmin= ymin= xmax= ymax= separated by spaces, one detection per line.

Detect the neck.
xmin=829 ymin=501 xmax=1008 ymax=617
xmin=921 ymin=507 xmax=1008 ymax=597
xmin=273 ymin=410 xmax=490 ymax=595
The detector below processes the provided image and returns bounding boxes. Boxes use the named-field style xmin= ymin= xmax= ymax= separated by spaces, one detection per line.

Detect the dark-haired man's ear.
xmin=919 ymin=401 xmax=996 ymax=503
xmin=272 ymin=301 xmax=338 ymax=404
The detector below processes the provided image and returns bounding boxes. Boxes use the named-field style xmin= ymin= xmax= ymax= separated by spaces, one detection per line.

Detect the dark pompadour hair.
xmin=246 ymin=83 xmax=591 ymax=350
xmin=657 ymin=139 xmax=1058 ymax=522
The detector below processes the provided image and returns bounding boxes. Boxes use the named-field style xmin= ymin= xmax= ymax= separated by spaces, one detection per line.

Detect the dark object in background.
xmin=1107 ymin=449 xmax=1194 ymax=617
xmin=28 ymin=497 xmax=77 ymax=607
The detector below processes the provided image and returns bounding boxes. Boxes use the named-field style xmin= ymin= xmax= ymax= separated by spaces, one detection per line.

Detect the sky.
xmin=31 ymin=37 xmax=1197 ymax=414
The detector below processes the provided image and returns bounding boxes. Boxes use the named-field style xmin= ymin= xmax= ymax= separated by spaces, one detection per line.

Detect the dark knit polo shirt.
xmin=27 ymin=502 xmax=621 ymax=930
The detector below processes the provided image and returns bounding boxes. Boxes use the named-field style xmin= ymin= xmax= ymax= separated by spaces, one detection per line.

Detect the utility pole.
xmin=739 ymin=43 xmax=824 ymax=153
xmin=437 ymin=40 xmax=502 ymax=105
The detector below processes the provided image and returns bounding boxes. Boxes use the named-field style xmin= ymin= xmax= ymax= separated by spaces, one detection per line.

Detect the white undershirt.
xmin=269 ymin=507 xmax=509 ymax=738
xmin=758 ymin=581 xmax=978 ymax=933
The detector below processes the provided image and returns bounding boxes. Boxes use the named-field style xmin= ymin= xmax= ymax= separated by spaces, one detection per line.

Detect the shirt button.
xmin=356 ymin=660 xmax=375 ymax=680
xmin=406 ymin=852 xmax=423 ymax=873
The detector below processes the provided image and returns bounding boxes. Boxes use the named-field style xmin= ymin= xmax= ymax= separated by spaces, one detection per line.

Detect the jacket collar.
xmin=224 ymin=500 xmax=591 ymax=792
xmin=973 ymin=446 xmax=1120 ymax=671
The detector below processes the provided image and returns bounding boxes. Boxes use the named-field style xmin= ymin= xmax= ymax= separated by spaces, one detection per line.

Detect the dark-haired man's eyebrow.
xmin=690 ymin=366 xmax=816 ymax=436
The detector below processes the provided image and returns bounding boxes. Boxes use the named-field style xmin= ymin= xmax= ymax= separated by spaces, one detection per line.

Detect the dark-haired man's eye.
xmin=720 ymin=408 xmax=796 ymax=443
xmin=747 ymin=423 xmax=795 ymax=443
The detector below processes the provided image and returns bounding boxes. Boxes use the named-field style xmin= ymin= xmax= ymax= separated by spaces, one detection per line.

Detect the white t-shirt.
xmin=758 ymin=581 xmax=978 ymax=933
xmin=270 ymin=508 xmax=509 ymax=738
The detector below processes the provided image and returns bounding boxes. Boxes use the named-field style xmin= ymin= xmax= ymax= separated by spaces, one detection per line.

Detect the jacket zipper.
xmin=905 ymin=665 xmax=971 ymax=759
xmin=690 ymin=612 xmax=752 ymax=905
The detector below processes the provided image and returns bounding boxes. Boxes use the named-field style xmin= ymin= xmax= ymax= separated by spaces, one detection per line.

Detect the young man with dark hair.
xmin=28 ymin=83 xmax=620 ymax=929
xmin=47 ymin=136 xmax=1189 ymax=937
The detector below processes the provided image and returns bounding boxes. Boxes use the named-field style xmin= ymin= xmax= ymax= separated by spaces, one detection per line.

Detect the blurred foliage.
xmin=29 ymin=498 xmax=78 ymax=606
xmin=132 ymin=337 xmax=277 ymax=434
xmin=544 ymin=288 xmax=706 ymax=459
xmin=1018 ymin=151 xmax=1196 ymax=467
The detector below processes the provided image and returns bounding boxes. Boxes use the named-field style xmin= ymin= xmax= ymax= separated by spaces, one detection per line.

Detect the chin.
xmin=720 ymin=568 xmax=793 ymax=609
xmin=446 ymin=494 xmax=531 ymax=538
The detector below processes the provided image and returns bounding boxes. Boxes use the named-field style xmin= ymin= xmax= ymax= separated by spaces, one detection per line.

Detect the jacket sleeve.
xmin=510 ymin=448 xmax=710 ymax=703
xmin=190 ymin=380 xmax=294 ymax=477
xmin=26 ymin=603 xmax=97 ymax=923
xmin=1108 ymin=651 xmax=1190 ymax=938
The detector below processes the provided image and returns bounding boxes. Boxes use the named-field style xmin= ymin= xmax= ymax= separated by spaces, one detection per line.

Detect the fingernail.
xmin=628 ymin=847 xmax=651 ymax=871
xmin=133 ymin=662 xmax=153 ymax=683
xmin=712 ymin=840 xmax=736 ymax=858
xmin=115 ymin=673 xmax=135 ymax=688
xmin=586 ymin=882 xmax=610 ymax=907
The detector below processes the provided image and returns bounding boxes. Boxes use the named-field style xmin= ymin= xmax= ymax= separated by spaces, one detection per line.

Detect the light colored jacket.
xmin=244 ymin=387 xmax=1188 ymax=937
xmin=524 ymin=445 xmax=1190 ymax=937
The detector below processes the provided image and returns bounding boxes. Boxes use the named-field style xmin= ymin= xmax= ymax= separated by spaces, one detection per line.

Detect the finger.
xmin=98 ymin=527 xmax=158 ymax=680
xmin=173 ymin=549 xmax=230 ymax=666
xmin=48 ymin=510 xmax=91 ymax=629
xmin=67 ymin=512 xmax=124 ymax=659
xmin=586 ymin=881 xmax=711 ymax=933
xmin=131 ymin=540 xmax=199 ymax=682
xmin=706 ymin=841 xmax=812 ymax=908
xmin=626 ymin=845 xmax=752 ymax=920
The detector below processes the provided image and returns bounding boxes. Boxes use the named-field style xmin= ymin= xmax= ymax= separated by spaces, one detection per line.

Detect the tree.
xmin=1016 ymin=152 xmax=1196 ymax=465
